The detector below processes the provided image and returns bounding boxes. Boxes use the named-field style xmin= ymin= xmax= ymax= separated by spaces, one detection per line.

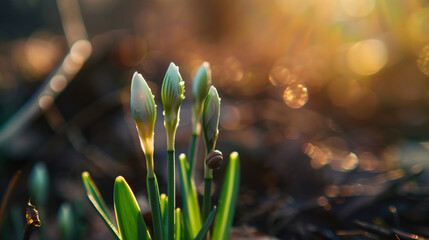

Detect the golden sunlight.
xmin=347 ymin=39 xmax=388 ymax=76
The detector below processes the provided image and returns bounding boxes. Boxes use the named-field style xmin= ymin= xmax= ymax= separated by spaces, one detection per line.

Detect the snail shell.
xmin=206 ymin=150 xmax=223 ymax=170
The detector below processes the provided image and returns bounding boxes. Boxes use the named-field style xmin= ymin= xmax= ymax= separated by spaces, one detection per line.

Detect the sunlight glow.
xmin=340 ymin=0 xmax=375 ymax=18
xmin=347 ymin=39 xmax=388 ymax=76
xmin=220 ymin=105 xmax=241 ymax=130
xmin=417 ymin=44 xmax=429 ymax=77
xmin=407 ymin=8 xmax=429 ymax=44
xmin=269 ymin=66 xmax=294 ymax=87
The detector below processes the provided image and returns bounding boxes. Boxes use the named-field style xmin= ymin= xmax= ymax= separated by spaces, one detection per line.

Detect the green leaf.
xmin=114 ymin=176 xmax=151 ymax=240
xmin=81 ymin=172 xmax=121 ymax=240
xmin=178 ymin=154 xmax=202 ymax=238
xmin=194 ymin=206 xmax=217 ymax=240
xmin=160 ymin=193 xmax=168 ymax=237
xmin=211 ymin=152 xmax=240 ymax=240
xmin=174 ymin=208 xmax=182 ymax=240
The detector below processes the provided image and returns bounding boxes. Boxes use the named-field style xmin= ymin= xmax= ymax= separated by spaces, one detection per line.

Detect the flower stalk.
xmin=201 ymin=86 xmax=220 ymax=240
xmin=130 ymin=72 xmax=163 ymax=240
xmin=189 ymin=62 xmax=212 ymax=176
xmin=161 ymin=63 xmax=184 ymax=240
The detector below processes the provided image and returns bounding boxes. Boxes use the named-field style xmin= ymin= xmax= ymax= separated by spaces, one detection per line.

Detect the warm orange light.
xmin=347 ymin=39 xmax=388 ymax=76
xmin=269 ymin=66 xmax=294 ymax=87
xmin=340 ymin=0 xmax=375 ymax=18
xmin=283 ymin=84 xmax=308 ymax=109
xmin=417 ymin=44 xmax=429 ymax=77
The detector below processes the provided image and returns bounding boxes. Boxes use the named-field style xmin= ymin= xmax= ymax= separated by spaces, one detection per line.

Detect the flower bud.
xmin=28 ymin=162 xmax=49 ymax=206
xmin=161 ymin=62 xmax=185 ymax=149
xmin=57 ymin=202 xmax=73 ymax=240
xmin=192 ymin=62 xmax=211 ymax=135
xmin=130 ymin=72 xmax=157 ymax=155
xmin=202 ymin=86 xmax=220 ymax=153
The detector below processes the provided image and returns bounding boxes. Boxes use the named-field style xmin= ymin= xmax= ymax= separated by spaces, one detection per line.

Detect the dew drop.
xmin=283 ymin=84 xmax=308 ymax=109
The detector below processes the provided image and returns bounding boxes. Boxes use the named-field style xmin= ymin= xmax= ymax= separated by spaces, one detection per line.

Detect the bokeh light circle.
xmin=283 ymin=84 xmax=308 ymax=109
xmin=269 ymin=66 xmax=294 ymax=87
xmin=347 ymin=39 xmax=388 ymax=76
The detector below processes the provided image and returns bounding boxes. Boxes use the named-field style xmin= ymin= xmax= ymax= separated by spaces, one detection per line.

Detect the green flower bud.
xmin=202 ymin=86 xmax=220 ymax=153
xmin=130 ymin=72 xmax=157 ymax=156
xmin=192 ymin=62 xmax=212 ymax=135
xmin=28 ymin=162 xmax=49 ymax=206
xmin=57 ymin=202 xmax=73 ymax=240
xmin=161 ymin=62 xmax=185 ymax=150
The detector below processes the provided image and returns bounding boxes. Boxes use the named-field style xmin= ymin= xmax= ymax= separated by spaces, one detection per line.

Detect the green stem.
xmin=167 ymin=150 xmax=175 ymax=240
xmin=202 ymin=176 xmax=212 ymax=240
xmin=188 ymin=133 xmax=199 ymax=177
xmin=147 ymin=174 xmax=164 ymax=240
xmin=145 ymin=153 xmax=155 ymax=179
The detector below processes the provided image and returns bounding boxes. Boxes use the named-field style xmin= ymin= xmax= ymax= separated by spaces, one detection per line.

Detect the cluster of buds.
xmin=130 ymin=62 xmax=223 ymax=172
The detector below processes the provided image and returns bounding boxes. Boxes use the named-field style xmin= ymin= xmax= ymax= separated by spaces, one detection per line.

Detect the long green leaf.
xmin=194 ymin=206 xmax=217 ymax=240
xmin=211 ymin=152 xmax=240 ymax=240
xmin=114 ymin=176 xmax=151 ymax=240
xmin=174 ymin=208 xmax=182 ymax=240
xmin=81 ymin=172 xmax=120 ymax=240
xmin=178 ymin=154 xmax=202 ymax=238
xmin=160 ymin=194 xmax=168 ymax=237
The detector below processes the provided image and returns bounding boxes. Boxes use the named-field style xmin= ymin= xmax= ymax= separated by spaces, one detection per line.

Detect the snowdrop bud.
xmin=161 ymin=62 xmax=184 ymax=149
xmin=192 ymin=62 xmax=211 ymax=135
xmin=202 ymin=86 xmax=220 ymax=153
xmin=130 ymin=72 xmax=157 ymax=155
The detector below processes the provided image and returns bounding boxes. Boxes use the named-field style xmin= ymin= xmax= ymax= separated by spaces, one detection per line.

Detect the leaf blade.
xmin=81 ymin=172 xmax=121 ymax=240
xmin=160 ymin=193 xmax=168 ymax=237
xmin=114 ymin=176 xmax=151 ymax=240
xmin=178 ymin=154 xmax=202 ymax=238
xmin=174 ymin=208 xmax=182 ymax=240
xmin=194 ymin=206 xmax=217 ymax=240
xmin=211 ymin=152 xmax=240 ymax=240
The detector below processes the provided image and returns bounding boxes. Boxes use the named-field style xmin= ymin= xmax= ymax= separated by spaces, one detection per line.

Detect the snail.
xmin=206 ymin=150 xmax=223 ymax=170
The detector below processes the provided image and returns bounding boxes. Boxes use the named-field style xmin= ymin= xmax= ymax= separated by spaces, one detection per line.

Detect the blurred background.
xmin=1 ymin=0 xmax=429 ymax=239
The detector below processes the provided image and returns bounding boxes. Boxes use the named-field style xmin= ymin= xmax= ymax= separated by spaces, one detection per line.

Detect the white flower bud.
xmin=130 ymin=72 xmax=157 ymax=155
xmin=202 ymin=86 xmax=220 ymax=153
